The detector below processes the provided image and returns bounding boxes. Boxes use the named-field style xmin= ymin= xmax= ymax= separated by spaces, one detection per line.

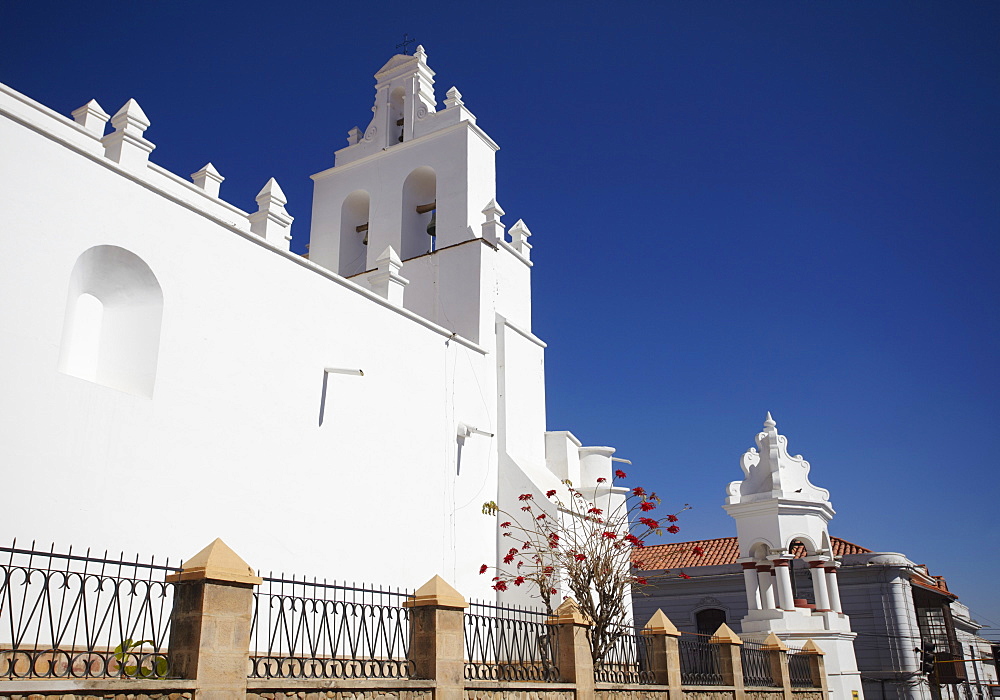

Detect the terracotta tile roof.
xmin=633 ymin=536 xmax=872 ymax=572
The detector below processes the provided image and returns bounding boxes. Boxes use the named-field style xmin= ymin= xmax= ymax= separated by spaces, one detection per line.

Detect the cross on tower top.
xmin=396 ymin=34 xmax=415 ymax=55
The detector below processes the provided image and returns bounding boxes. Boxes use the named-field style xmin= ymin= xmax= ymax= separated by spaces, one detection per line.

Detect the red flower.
xmin=514 ymin=576 xmax=525 ymax=586
xmin=574 ymin=553 xmax=587 ymax=561
xmin=677 ymin=572 xmax=691 ymax=580
xmin=615 ymin=469 xmax=627 ymax=479
xmin=666 ymin=525 xmax=680 ymax=534
xmin=634 ymin=577 xmax=648 ymax=585
xmin=500 ymin=521 xmax=512 ymax=528
xmin=504 ymin=553 xmax=515 ymax=564
xmin=692 ymin=546 xmax=705 ymax=556
xmin=549 ymin=533 xmax=560 ymax=542
xmin=639 ymin=501 xmax=656 ymax=512
xmin=521 ymin=506 xmax=532 ymax=511
xmin=518 ymin=493 xmax=533 ymax=501
xmin=536 ymin=514 xmax=546 ymax=520
xmin=632 ymin=560 xmax=644 ymax=570
xmin=549 ymin=588 xmax=557 ymax=595
xmin=543 ymin=566 xmax=554 ymax=574
xmin=639 ymin=517 xmax=659 ymax=529
xmin=493 ymin=581 xmax=508 ymax=591
xmin=546 ymin=489 xmax=557 ymax=498
xmin=624 ymin=534 xmax=640 ymax=545
xmin=596 ymin=477 xmax=607 ymax=483
xmin=588 ymin=507 xmax=603 ymax=515
xmin=509 ymin=548 xmax=519 ymax=555
xmin=502 ymin=532 xmax=512 ymax=537
xmin=632 ymin=486 xmax=646 ymax=496
xmin=517 ymin=561 xmax=523 ymax=569
xmin=602 ymin=531 xmax=617 ymax=539
xmin=480 ymin=564 xmax=488 ymax=575
xmin=666 ymin=514 xmax=678 ymax=522
xmin=522 ymin=541 xmax=531 ymax=550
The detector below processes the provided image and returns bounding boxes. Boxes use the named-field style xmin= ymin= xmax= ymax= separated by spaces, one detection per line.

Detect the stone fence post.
xmin=711 ymin=623 xmax=746 ymax=695
xmin=762 ymin=633 xmax=794 ymax=700
xmin=547 ymin=598 xmax=595 ymax=700
xmin=166 ymin=538 xmax=262 ymax=700
xmin=799 ymin=640 xmax=829 ymax=694
xmin=404 ymin=575 xmax=468 ymax=700
xmin=643 ymin=609 xmax=683 ymax=700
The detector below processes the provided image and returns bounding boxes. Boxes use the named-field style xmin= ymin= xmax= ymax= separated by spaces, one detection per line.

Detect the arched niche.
xmin=58 ymin=245 xmax=164 ymax=398
xmin=748 ymin=541 xmax=772 ymax=563
xmin=339 ymin=190 xmax=370 ymax=276
xmin=401 ymin=166 xmax=436 ymax=260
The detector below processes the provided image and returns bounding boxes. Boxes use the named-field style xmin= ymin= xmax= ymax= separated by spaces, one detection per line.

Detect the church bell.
xmin=426 ymin=210 xmax=436 ymax=237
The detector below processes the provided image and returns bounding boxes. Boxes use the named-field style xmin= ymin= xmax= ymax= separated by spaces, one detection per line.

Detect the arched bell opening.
xmin=401 ymin=166 xmax=436 ymax=261
xmin=339 ymin=190 xmax=370 ymax=277
xmin=389 ymin=87 xmax=405 ymax=144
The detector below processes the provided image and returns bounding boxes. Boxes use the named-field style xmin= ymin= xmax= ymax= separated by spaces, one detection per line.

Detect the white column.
xmin=741 ymin=562 xmax=761 ymax=611
xmin=772 ymin=559 xmax=795 ymax=610
xmin=825 ymin=565 xmax=843 ymax=613
xmin=809 ymin=561 xmax=831 ymax=611
xmin=757 ymin=565 xmax=776 ymax=609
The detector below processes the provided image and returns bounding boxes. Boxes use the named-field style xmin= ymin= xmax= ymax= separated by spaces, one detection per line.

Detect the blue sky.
xmin=4 ymin=2 xmax=998 ymax=633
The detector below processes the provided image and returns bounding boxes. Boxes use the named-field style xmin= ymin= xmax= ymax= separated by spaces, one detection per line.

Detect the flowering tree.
xmin=480 ymin=468 xmax=702 ymax=662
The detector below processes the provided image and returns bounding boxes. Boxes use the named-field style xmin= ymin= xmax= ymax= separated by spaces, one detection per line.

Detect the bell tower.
xmin=308 ymin=45 xmax=500 ymax=277
xmin=723 ymin=413 xmax=864 ymax=700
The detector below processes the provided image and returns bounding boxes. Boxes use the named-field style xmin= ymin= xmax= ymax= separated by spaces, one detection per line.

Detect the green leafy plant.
xmin=114 ymin=638 xmax=168 ymax=678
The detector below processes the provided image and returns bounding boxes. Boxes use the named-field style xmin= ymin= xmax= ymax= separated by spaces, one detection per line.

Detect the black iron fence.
xmin=678 ymin=634 xmax=724 ymax=685
xmin=787 ymin=646 xmax=814 ymax=687
xmin=592 ymin=625 xmax=655 ymax=684
xmin=0 ymin=541 xmax=177 ymax=679
xmin=463 ymin=600 xmax=558 ymax=682
xmin=741 ymin=640 xmax=777 ymax=687
xmin=248 ymin=574 xmax=412 ymax=679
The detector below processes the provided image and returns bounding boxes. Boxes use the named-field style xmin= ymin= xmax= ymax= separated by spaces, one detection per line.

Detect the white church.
xmin=0 ymin=47 xmax=866 ymax=697
xmin=0 ymin=47 xmax=624 ymax=604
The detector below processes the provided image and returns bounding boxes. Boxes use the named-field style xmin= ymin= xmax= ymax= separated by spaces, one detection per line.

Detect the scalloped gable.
xmin=726 ymin=413 xmax=831 ymax=505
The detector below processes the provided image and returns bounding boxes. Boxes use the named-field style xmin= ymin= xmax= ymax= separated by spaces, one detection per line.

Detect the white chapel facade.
xmin=0 ymin=47 xmax=618 ymax=604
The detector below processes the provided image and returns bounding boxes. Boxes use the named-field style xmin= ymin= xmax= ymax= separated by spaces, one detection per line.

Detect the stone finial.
xmin=414 ymin=45 xmax=427 ymax=63
xmin=548 ymin=597 xmax=592 ymax=626
xmin=165 ymin=538 xmax=262 ymax=585
xmin=369 ymin=245 xmax=409 ymax=305
xmin=248 ymin=177 xmax=294 ymax=250
xmin=761 ymin=631 xmax=788 ymax=651
xmin=347 ymin=126 xmax=363 ymax=146
xmin=71 ymin=99 xmax=110 ymax=137
xmin=481 ymin=198 xmax=505 ymax=245
xmin=444 ymin=87 xmax=464 ymax=109
xmin=643 ymin=609 xmax=680 ymax=636
xmin=403 ymin=574 xmax=468 ymax=609
xmin=508 ymin=219 xmax=533 ymax=259
xmin=709 ymin=623 xmax=743 ymax=645
xmin=800 ymin=639 xmax=825 ymax=655
xmin=764 ymin=411 xmax=776 ymax=428
xmin=101 ymin=98 xmax=155 ymax=168
xmin=190 ymin=162 xmax=224 ymax=198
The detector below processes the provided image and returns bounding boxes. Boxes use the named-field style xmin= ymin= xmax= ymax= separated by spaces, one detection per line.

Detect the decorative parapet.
xmin=191 ymin=162 xmax=225 ymax=198
xmin=71 ymin=99 xmax=110 ymax=137
xmin=481 ymin=198 xmax=505 ymax=246
xmin=509 ymin=219 xmax=533 ymax=259
xmin=101 ymin=98 xmax=155 ymax=169
xmin=369 ymin=245 xmax=409 ymax=305
xmin=248 ymin=177 xmax=293 ymax=250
